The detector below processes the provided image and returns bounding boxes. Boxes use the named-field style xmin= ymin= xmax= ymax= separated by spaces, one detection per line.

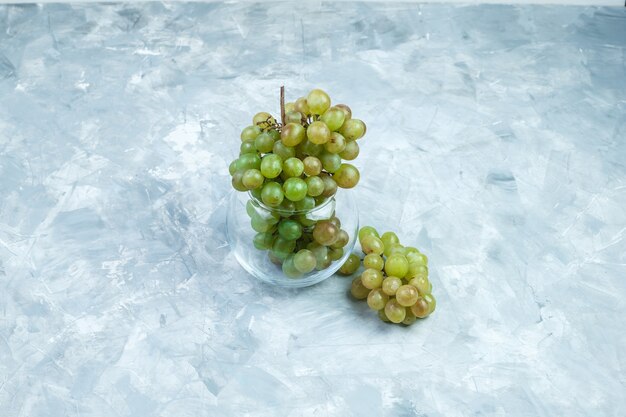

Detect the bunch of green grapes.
xmin=230 ymin=88 xmax=366 ymax=277
xmin=339 ymin=226 xmax=436 ymax=325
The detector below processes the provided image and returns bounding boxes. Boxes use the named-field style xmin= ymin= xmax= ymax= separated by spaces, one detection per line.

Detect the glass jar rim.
xmin=247 ymin=191 xmax=336 ymax=215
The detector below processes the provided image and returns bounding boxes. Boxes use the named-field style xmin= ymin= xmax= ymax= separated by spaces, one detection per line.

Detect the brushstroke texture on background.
xmin=0 ymin=2 xmax=625 ymax=416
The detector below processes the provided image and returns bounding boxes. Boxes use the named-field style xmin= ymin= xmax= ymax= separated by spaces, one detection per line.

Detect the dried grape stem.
xmin=280 ymin=85 xmax=286 ymax=126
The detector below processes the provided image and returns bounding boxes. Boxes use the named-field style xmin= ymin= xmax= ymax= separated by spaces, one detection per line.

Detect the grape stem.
xmin=280 ymin=85 xmax=286 ymax=126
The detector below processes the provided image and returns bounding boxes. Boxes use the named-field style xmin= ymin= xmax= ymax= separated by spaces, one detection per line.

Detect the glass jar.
xmin=226 ymin=190 xmax=359 ymax=288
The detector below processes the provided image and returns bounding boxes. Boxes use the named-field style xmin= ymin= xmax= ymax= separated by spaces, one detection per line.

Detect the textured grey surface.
xmin=1 ymin=2 xmax=625 ymax=416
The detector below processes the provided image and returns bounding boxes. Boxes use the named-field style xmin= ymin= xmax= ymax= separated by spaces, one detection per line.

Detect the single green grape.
xmin=283 ymin=177 xmax=308 ymax=202
xmin=334 ymin=104 xmax=352 ymax=120
xmin=339 ymin=118 xmax=366 ymax=140
xmin=339 ymin=140 xmax=359 ymax=160
xmin=245 ymin=199 xmax=258 ymax=218
xmin=331 ymin=229 xmax=349 ymax=249
xmin=238 ymin=153 xmax=261 ymax=170
xmin=231 ymin=171 xmax=248 ymax=191
xmin=250 ymin=188 xmax=262 ymax=199
xmin=251 ymin=216 xmax=273 ymax=233
xmin=358 ymin=226 xmax=380 ymax=244
xmin=350 ymin=277 xmax=370 ymax=300
xmin=312 ymin=220 xmax=339 ymax=246
xmin=409 ymin=276 xmax=432 ymax=296
xmin=260 ymin=154 xmax=282 ymax=179
xmin=283 ymin=157 xmax=304 ymax=177
xmin=424 ymin=293 xmax=436 ymax=315
xmin=320 ymin=107 xmax=346 ymax=132
xmin=367 ymin=288 xmax=389 ymax=311
xmin=402 ymin=308 xmax=417 ymax=326
xmin=319 ymin=174 xmax=338 ymax=198
xmin=240 ymin=140 xmax=257 ymax=154
xmin=381 ymin=232 xmax=400 ymax=254
xmin=268 ymin=251 xmax=282 ymax=265
xmin=363 ymin=253 xmax=384 ymax=271
xmin=385 ymin=254 xmax=409 ymax=278
xmin=305 ymin=176 xmax=325 ymax=197
xmin=295 ymin=196 xmax=316 ymax=211
xmin=395 ymin=284 xmax=419 ymax=307
xmin=361 ymin=235 xmax=384 ymax=255
xmin=333 ymin=163 xmax=360 ymax=188
xmin=282 ymin=254 xmax=302 ymax=278
xmin=279 ymin=199 xmax=297 ymax=215
xmin=310 ymin=244 xmax=331 ymax=270
xmin=268 ymin=129 xmax=280 ymax=142
xmin=294 ymin=97 xmax=310 ymax=116
xmin=307 ymin=121 xmax=331 ymax=145
xmin=339 ymin=253 xmax=360 ymax=275
xmin=324 ymin=132 xmax=346 ymax=154
xmin=328 ymin=216 xmax=341 ymax=229
xmin=253 ymin=232 xmax=274 ymax=250
xmin=297 ymin=214 xmax=316 ymax=227
xmin=261 ymin=181 xmax=284 ymax=207
xmin=408 ymin=263 xmax=428 ymax=279
xmin=303 ymin=156 xmax=322 ymax=176
xmin=307 ymin=89 xmax=331 ymax=115
xmin=378 ymin=308 xmax=391 ymax=322
xmin=285 ymin=110 xmax=303 ymax=124
xmin=319 ymin=152 xmax=341 ymax=173
xmin=273 ymin=236 xmax=296 ymax=257
xmin=293 ymin=249 xmax=316 ymax=273
xmin=381 ymin=276 xmax=402 ymax=296
xmin=281 ymin=122 xmax=306 ymax=147
xmin=278 ymin=219 xmax=303 ymax=240
xmin=254 ymin=132 xmax=275 ymax=154
xmin=284 ymin=102 xmax=296 ymax=113
xmin=273 ymin=140 xmax=296 ymax=160
xmin=412 ymin=252 xmax=428 ymax=266
xmin=229 ymin=159 xmax=240 ymax=175
xmin=252 ymin=112 xmax=276 ymax=130
xmin=298 ymin=140 xmax=324 ymax=157
xmin=388 ymin=243 xmax=406 ymax=256
xmin=411 ymin=297 xmax=429 ymax=318
xmin=384 ymin=299 xmax=406 ymax=324
xmin=241 ymin=125 xmax=262 ymax=141
xmin=242 ymin=169 xmax=264 ymax=189
xmin=329 ymin=247 xmax=343 ymax=261
xmin=361 ymin=268 xmax=383 ymax=289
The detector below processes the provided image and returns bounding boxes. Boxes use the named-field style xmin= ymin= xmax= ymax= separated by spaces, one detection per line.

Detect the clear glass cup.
xmin=226 ymin=191 xmax=359 ymax=288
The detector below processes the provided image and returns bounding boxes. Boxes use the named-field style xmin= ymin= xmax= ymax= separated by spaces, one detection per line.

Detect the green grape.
xmin=295 ymin=196 xmax=315 ymax=211
xmin=260 ymin=154 xmax=282 ymax=179
xmin=283 ymin=157 xmax=304 ymax=177
xmin=279 ymin=199 xmax=297 ymax=214
xmin=408 ymin=263 xmax=428 ymax=279
xmin=329 ymin=247 xmax=343 ymax=261
xmin=358 ymin=226 xmax=379 ymax=244
xmin=361 ymin=235 xmax=384 ymax=255
xmin=328 ymin=216 xmax=341 ymax=228
xmin=350 ymin=277 xmax=370 ymax=300
xmin=284 ymin=102 xmax=296 ymax=113
xmin=320 ymin=107 xmax=346 ymax=132
xmin=378 ymin=309 xmax=391 ymax=322
xmin=294 ymin=97 xmax=310 ymax=116
xmin=241 ymin=125 xmax=262 ymax=141
xmin=333 ymin=163 xmax=360 ymax=188
xmin=307 ymin=89 xmax=331 ymax=115
xmin=298 ymin=140 xmax=324 ymax=157
xmin=395 ymin=284 xmax=419 ymax=307
xmin=240 ymin=140 xmax=257 ymax=154
xmin=363 ymin=254 xmax=384 ymax=271
xmin=361 ymin=268 xmax=383 ymax=289
xmin=273 ymin=140 xmax=296 ymax=160
xmin=245 ymin=199 xmax=258 ymax=218
xmin=229 ymin=159 xmax=240 ymax=175
xmin=319 ymin=152 xmax=341 ymax=173
xmin=384 ymin=299 xmax=406 ymax=323
xmin=411 ymin=297 xmax=429 ymax=318
xmin=339 ymin=253 xmax=360 ymax=275
xmin=304 ymin=176 xmax=324 ymax=197
xmin=320 ymin=174 xmax=338 ymax=197
xmin=339 ymin=118 xmax=366 ymax=140
xmin=254 ymin=132 xmax=274 ymax=154
xmin=303 ymin=156 xmax=322 ymax=176
xmin=273 ymin=236 xmax=296 ymax=256
xmin=281 ymin=122 xmax=306 ymax=147
xmin=282 ymin=255 xmax=302 ymax=278
xmin=253 ymin=232 xmax=274 ymax=250
xmin=293 ymin=249 xmax=316 ymax=273
xmin=402 ymin=309 xmax=417 ymax=326
xmin=250 ymin=188 xmax=262 ymax=199
xmin=238 ymin=153 xmax=261 ymax=170
xmin=310 ymin=244 xmax=331 ymax=270
xmin=409 ymin=276 xmax=432 ymax=296
xmin=334 ymin=104 xmax=352 ymax=120
xmin=331 ymin=229 xmax=349 ymax=249
xmin=339 ymin=140 xmax=359 ymax=160
xmin=367 ymin=288 xmax=389 ymax=311
xmin=385 ymin=254 xmax=409 ymax=278
xmin=268 ymin=250 xmax=282 ymax=265
xmin=312 ymin=220 xmax=339 ymax=246
xmin=261 ymin=181 xmax=284 ymax=207
xmin=283 ymin=177 xmax=308 ymax=202
xmin=268 ymin=129 xmax=281 ymax=141
xmin=297 ymin=214 xmax=316 ymax=227
xmin=251 ymin=216 xmax=273 ymax=233
xmin=324 ymin=132 xmax=346 ymax=154
xmin=277 ymin=219 xmax=302 ymax=240
xmin=231 ymin=171 xmax=248 ymax=191
xmin=242 ymin=169 xmax=264 ymax=189
xmin=307 ymin=121 xmax=331 ymax=145
xmin=412 ymin=252 xmax=428 ymax=266
xmin=381 ymin=276 xmax=402 ymax=296
xmin=381 ymin=232 xmax=400 ymax=254
xmin=388 ymin=243 xmax=406 ymax=256
xmin=424 ymin=294 xmax=436 ymax=315
xmin=285 ymin=111 xmax=303 ymax=124
xmin=252 ymin=112 xmax=276 ymax=130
